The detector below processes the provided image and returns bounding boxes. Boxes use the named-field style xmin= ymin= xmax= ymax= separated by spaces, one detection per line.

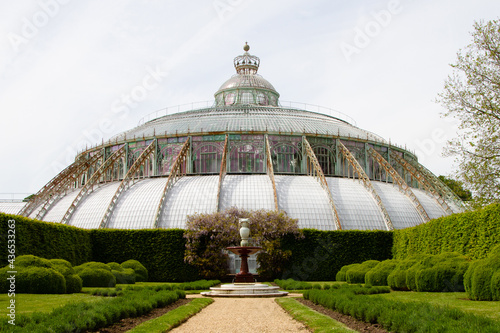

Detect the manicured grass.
xmin=276 ymin=297 xmax=355 ymax=333
xmin=129 ymin=298 xmax=214 ymax=333
xmin=379 ymin=291 xmax=500 ymax=320
xmin=0 ymin=293 xmax=101 ymax=316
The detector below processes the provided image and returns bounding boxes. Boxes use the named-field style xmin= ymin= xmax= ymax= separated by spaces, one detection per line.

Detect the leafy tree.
xmin=183 ymin=207 xmax=302 ymax=280
xmin=438 ymin=19 xmax=500 ymax=206
xmin=438 ymin=175 xmax=473 ymax=201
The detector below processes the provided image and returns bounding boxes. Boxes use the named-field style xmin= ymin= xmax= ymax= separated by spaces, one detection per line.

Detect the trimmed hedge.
xmin=303 ymin=287 xmax=500 ymax=332
xmin=122 ymin=259 xmax=148 ymax=282
xmin=464 ymin=245 xmax=500 ymax=300
xmin=91 ymin=229 xmax=199 ymax=282
xmin=393 ymin=204 xmax=500 ymax=260
xmin=335 ymin=263 xmax=360 ymax=282
xmin=280 ymin=229 xmax=393 ymax=281
xmin=387 ymin=258 xmax=418 ymax=290
xmin=365 ymin=259 xmax=398 ymax=286
xmin=0 ymin=213 xmax=92 ymax=266
xmin=346 ymin=260 xmax=380 ymax=284
xmin=77 ymin=268 xmax=116 ymax=288
xmin=0 ymin=266 xmax=66 ymax=294
xmin=0 ymin=288 xmax=185 ymax=332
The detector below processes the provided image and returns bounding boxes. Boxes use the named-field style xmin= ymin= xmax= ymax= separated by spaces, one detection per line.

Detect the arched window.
xmin=313 ymin=146 xmax=335 ymax=176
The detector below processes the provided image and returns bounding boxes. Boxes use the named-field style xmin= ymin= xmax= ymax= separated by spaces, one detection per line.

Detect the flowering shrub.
xmin=184 ymin=208 xmax=302 ymax=279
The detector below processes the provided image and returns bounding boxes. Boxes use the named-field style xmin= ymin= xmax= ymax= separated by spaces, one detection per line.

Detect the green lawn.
xmin=379 ymin=291 xmax=500 ymax=320
xmin=0 ymin=293 xmax=101 ymax=316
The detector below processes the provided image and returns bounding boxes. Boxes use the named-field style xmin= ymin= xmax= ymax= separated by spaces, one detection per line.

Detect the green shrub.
xmin=0 ymin=213 xmax=92 ymax=267
xmin=365 ymin=259 xmax=398 ymax=286
xmin=121 ymin=260 xmax=148 ymax=282
xmin=15 ymin=255 xmax=53 ymax=268
xmin=464 ymin=245 xmax=500 ymax=300
xmin=387 ymin=261 xmax=412 ymax=291
xmin=393 ymin=204 xmax=500 ymax=260
xmin=335 ymin=263 xmax=360 ymax=282
xmin=112 ymin=268 xmax=136 ymax=285
xmin=491 ymin=271 xmax=500 ymax=301
xmin=303 ymin=288 xmax=500 ymax=333
xmin=346 ymin=260 xmax=379 ymax=284
xmin=107 ymin=262 xmax=123 ymax=271
xmin=50 ymin=259 xmax=75 ymax=276
xmin=78 ymin=268 xmax=116 ymax=288
xmin=1 ymin=266 xmax=66 ymax=294
xmin=75 ymin=261 xmax=112 ymax=274
xmin=0 ymin=288 xmax=185 ymax=332
xmin=65 ymin=274 xmax=83 ymax=294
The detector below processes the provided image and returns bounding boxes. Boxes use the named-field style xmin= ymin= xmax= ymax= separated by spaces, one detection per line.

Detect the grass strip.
xmin=129 ymin=297 xmax=214 ymax=333
xmin=276 ymin=297 xmax=355 ymax=333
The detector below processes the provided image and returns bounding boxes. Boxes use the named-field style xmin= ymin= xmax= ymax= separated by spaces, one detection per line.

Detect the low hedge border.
xmin=303 ymin=287 xmax=500 ymax=332
xmin=0 ymin=288 xmax=185 ymax=332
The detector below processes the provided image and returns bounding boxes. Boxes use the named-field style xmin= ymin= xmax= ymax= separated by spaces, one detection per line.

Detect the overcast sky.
xmin=1 ymin=0 xmax=499 ymax=198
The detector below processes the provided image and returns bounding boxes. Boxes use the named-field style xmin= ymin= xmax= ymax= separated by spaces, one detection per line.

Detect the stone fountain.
xmin=201 ymin=218 xmax=288 ymax=297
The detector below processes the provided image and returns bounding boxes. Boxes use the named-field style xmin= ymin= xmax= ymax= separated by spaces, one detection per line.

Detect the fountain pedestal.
xmin=227 ymin=246 xmax=261 ymax=283
xmin=201 ymin=219 xmax=288 ymax=298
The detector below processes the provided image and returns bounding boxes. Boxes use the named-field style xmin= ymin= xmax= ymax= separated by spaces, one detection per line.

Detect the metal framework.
xmin=216 ymin=135 xmax=228 ymax=211
xmin=389 ymin=151 xmax=454 ymax=215
xmin=19 ymin=152 xmax=103 ymax=218
xmin=99 ymin=140 xmax=156 ymax=229
xmin=338 ymin=141 xmax=394 ymax=231
xmin=153 ymin=139 xmax=191 ymax=228
xmin=406 ymin=158 xmax=464 ymax=211
xmin=60 ymin=145 xmax=127 ymax=224
xmin=303 ymin=137 xmax=341 ymax=230
xmin=34 ymin=152 xmax=104 ymax=220
xmin=367 ymin=147 xmax=430 ymax=223
xmin=265 ymin=135 xmax=279 ymax=210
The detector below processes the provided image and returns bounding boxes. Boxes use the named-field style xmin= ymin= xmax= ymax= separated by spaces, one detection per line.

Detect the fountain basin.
xmin=201 ymin=283 xmax=288 ymax=297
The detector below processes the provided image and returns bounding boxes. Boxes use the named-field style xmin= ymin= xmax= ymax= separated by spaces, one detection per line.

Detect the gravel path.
xmin=170 ymin=296 xmax=310 ymax=333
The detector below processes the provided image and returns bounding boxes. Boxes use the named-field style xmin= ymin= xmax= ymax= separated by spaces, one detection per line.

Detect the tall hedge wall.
xmin=280 ymin=229 xmax=393 ymax=281
xmin=0 ymin=213 xmax=92 ymax=266
xmin=393 ymin=204 xmax=500 ymax=260
xmin=90 ymin=229 xmax=199 ymax=282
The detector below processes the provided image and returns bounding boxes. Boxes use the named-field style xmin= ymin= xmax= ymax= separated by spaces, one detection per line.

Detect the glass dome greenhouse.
xmin=2 ymin=44 xmax=464 ymax=231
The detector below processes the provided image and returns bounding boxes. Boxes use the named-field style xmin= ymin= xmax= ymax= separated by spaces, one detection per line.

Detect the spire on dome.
xmin=233 ymin=42 xmax=260 ymax=75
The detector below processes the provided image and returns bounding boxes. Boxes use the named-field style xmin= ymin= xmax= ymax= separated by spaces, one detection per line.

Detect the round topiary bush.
xmin=65 ymin=274 xmax=83 ymax=293
xmin=491 ymin=271 xmax=500 ymax=301
xmin=387 ymin=259 xmax=417 ymax=291
xmin=464 ymin=246 xmax=500 ymax=301
xmin=74 ymin=262 xmax=112 ymax=274
xmin=15 ymin=267 xmax=66 ymax=294
xmin=78 ymin=268 xmax=116 ymax=288
xmin=15 ymin=255 xmax=53 ymax=269
xmin=112 ymin=268 xmax=136 ymax=285
xmin=346 ymin=260 xmax=379 ymax=284
xmin=336 ymin=263 xmax=360 ymax=282
xmin=365 ymin=259 xmax=398 ymax=286
xmin=121 ymin=260 xmax=148 ymax=282
xmin=50 ymin=259 xmax=75 ymax=276
xmin=107 ymin=262 xmax=123 ymax=271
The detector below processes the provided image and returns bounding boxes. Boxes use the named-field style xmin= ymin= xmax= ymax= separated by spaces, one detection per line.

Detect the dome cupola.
xmin=214 ymin=43 xmax=280 ymax=107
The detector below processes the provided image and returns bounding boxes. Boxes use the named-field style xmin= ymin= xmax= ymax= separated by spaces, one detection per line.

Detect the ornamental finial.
xmin=234 ymin=43 xmax=260 ymax=75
